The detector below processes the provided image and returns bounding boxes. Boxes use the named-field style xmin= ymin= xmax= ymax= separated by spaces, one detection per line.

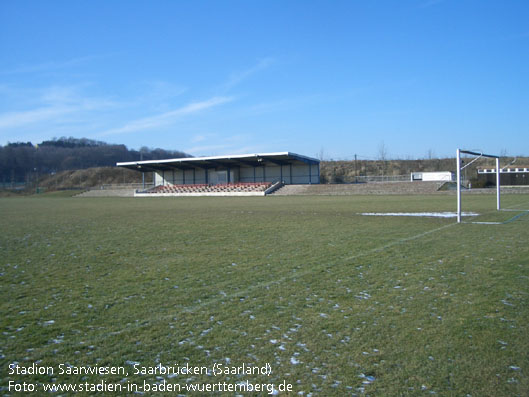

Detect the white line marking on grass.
xmin=343 ymin=223 xmax=457 ymax=261
xmin=101 ymin=223 xmax=459 ymax=338
xmin=463 ymin=210 xmax=529 ymax=225
xmin=502 ymin=199 xmax=529 ymax=210
xmin=182 ymin=223 xmax=458 ymax=313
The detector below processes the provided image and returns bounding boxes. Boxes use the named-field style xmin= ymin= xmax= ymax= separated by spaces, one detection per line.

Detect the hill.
xmin=37 ymin=167 xmax=152 ymax=190
xmin=0 ymin=137 xmax=189 ymax=186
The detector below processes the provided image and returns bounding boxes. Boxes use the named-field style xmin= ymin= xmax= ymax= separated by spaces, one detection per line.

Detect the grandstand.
xmin=477 ymin=165 xmax=529 ymax=186
xmin=116 ymin=152 xmax=320 ymax=197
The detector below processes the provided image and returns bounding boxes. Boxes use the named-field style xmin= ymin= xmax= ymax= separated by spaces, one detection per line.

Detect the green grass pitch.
xmin=1 ymin=193 xmax=528 ymax=395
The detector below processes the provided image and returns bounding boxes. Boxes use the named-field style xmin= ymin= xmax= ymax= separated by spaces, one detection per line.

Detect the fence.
xmin=0 ymin=182 xmax=27 ymax=190
xmin=344 ymin=175 xmax=410 ymax=183
xmin=95 ymin=183 xmax=155 ymax=190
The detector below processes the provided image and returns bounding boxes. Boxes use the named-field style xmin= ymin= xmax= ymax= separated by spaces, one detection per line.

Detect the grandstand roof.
xmin=117 ymin=152 xmax=320 ymax=172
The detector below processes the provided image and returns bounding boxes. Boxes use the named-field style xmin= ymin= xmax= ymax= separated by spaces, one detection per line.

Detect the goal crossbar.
xmin=456 ymin=149 xmax=500 ymax=223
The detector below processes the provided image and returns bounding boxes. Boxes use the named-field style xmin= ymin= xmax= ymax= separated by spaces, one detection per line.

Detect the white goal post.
xmin=456 ymin=149 xmax=500 ymax=223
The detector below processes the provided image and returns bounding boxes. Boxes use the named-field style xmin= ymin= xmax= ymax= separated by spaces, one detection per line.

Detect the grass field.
xmin=1 ymin=193 xmax=528 ymax=396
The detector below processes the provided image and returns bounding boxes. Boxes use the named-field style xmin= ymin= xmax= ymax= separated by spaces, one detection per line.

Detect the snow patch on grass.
xmin=361 ymin=212 xmax=479 ymax=218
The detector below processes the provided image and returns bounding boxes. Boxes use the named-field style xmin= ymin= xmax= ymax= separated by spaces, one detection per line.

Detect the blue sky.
xmin=1 ymin=0 xmax=528 ymax=159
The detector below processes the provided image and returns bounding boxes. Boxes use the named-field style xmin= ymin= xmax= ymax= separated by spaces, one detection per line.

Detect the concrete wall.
xmin=154 ymin=163 xmax=319 ymax=186
xmin=479 ymin=172 xmax=529 ymax=186
xmin=239 ymin=164 xmax=319 ymax=184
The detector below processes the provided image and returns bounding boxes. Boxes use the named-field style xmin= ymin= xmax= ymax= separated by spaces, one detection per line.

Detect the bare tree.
xmin=377 ymin=141 xmax=388 ymax=161
xmin=426 ymin=148 xmax=436 ymax=160
xmin=318 ymin=146 xmax=325 ymax=161
xmin=377 ymin=141 xmax=388 ymax=175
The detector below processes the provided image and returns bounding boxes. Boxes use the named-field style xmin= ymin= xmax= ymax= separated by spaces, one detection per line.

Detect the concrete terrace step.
xmin=75 ymin=189 xmax=135 ymax=197
xmin=271 ymin=182 xmax=444 ymax=195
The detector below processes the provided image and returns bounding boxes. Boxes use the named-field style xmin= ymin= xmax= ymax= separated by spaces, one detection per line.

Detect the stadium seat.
xmin=142 ymin=182 xmax=272 ymax=195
